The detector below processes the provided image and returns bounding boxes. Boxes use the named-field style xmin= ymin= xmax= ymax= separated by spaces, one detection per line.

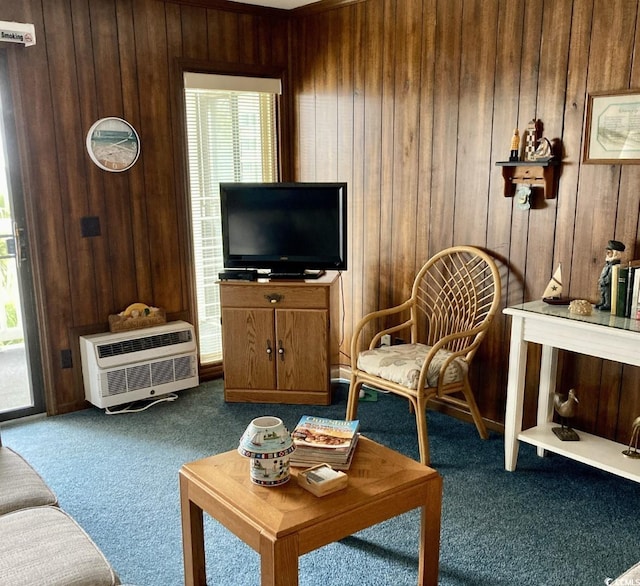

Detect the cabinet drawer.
xmin=220 ymin=283 xmax=328 ymax=309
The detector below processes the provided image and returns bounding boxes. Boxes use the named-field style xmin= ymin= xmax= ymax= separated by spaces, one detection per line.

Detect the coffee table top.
xmin=180 ymin=436 xmax=439 ymax=541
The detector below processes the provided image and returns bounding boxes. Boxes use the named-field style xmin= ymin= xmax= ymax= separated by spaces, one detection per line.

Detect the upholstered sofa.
xmin=0 ymin=434 xmax=122 ymax=585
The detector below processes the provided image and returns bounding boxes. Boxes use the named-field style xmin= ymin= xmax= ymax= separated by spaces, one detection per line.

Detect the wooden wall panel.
xmin=414 ymin=0 xmax=436 ymax=269
xmin=5 ymin=0 xmax=640 ymax=445
xmin=291 ymin=16 xmax=317 ymax=179
xmin=453 ymin=0 xmax=500 ymax=414
xmin=120 ymin=1 xmax=155 ymax=305
xmin=378 ymin=0 xmax=399 ymax=311
xmin=3 ymin=0 xmax=288 ymax=413
xmin=387 ymin=0 xmax=422 ymax=302
xmin=86 ymin=0 xmax=136 ymax=316
xmin=358 ymin=0 xmax=384 ymax=344
xmin=348 ymin=1 xmax=366 ymax=362
xmin=508 ymin=0 xmax=541 ymax=308
xmin=315 ymin=11 xmax=338 ymax=180
xmin=429 ymin=0 xmax=462 ymax=253
xmin=44 ymin=2 xmax=97 ymax=329
xmin=484 ymin=0 xmax=524 ymax=422
xmin=181 ymin=6 xmax=209 ymax=59
xmin=454 ymin=0 xmax=497 ymax=247
xmin=291 ymin=0 xmax=640 ymax=444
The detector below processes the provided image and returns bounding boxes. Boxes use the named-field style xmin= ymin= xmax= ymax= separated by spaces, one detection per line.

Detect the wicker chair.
xmin=345 ymin=245 xmax=502 ymax=465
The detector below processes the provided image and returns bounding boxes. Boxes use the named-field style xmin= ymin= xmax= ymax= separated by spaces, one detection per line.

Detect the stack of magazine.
xmin=289 ymin=415 xmax=360 ymax=470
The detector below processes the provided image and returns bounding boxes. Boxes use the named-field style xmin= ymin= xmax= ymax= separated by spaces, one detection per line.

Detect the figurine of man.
xmin=509 ymin=129 xmax=520 ymax=161
xmin=595 ymin=240 xmax=625 ymax=310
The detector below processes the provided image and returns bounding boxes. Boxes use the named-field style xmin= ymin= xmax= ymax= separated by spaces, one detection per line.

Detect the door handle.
xmin=278 ymin=339 xmax=284 ymax=361
xmin=13 ymin=222 xmax=27 ymax=264
xmin=266 ymin=339 xmax=273 ymax=361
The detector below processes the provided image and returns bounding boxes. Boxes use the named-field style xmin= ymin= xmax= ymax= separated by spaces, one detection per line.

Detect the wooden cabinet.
xmin=220 ymin=272 xmax=340 ymax=404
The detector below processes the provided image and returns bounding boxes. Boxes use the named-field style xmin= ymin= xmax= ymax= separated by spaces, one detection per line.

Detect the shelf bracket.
xmin=496 ymin=160 xmax=558 ymax=199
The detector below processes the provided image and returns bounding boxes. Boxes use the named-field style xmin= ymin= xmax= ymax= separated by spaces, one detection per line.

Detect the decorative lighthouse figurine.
xmin=523 ymin=119 xmax=539 ymax=161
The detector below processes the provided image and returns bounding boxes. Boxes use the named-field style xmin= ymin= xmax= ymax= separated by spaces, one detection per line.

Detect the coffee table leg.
xmin=418 ymin=476 xmax=443 ymax=586
xmin=260 ymin=532 xmax=299 ymax=586
xmin=180 ymin=474 xmax=206 ymax=586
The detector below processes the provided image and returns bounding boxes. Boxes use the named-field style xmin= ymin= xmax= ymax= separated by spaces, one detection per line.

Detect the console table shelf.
xmin=504 ymin=300 xmax=640 ymax=484
xmin=519 ymin=423 xmax=640 ymax=483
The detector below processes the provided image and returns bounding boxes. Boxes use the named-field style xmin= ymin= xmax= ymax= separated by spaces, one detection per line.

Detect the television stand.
xmin=219 ymin=272 xmax=340 ymax=404
xmin=267 ymin=270 xmax=326 ymax=280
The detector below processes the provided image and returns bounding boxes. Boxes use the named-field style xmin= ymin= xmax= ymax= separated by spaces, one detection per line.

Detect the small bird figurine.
xmin=622 ymin=416 xmax=640 ymax=459
xmin=554 ymin=388 xmax=579 ymax=430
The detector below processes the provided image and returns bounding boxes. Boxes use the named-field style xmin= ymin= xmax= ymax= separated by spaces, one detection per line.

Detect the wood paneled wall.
xmin=290 ymin=0 xmax=640 ymax=443
xmin=3 ymin=0 xmax=640 ymax=445
xmin=2 ymin=0 xmax=288 ymax=413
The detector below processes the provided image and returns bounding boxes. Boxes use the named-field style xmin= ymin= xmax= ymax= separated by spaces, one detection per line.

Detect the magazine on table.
xmin=291 ymin=415 xmax=359 ymax=449
xmin=290 ymin=437 xmax=359 ymax=470
xmin=290 ymin=415 xmax=360 ymax=469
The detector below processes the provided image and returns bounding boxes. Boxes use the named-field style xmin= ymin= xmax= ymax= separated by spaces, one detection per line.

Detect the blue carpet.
xmin=1 ymin=380 xmax=638 ymax=585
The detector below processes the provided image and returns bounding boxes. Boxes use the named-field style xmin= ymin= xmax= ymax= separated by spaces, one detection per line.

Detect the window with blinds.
xmin=184 ymin=73 xmax=281 ymax=364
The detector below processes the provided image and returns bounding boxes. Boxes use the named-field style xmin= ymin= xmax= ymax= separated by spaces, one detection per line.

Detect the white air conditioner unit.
xmin=79 ymin=320 xmax=199 ymax=409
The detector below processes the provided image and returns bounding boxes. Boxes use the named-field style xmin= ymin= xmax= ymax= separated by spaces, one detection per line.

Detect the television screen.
xmin=220 ymin=182 xmax=347 ymax=277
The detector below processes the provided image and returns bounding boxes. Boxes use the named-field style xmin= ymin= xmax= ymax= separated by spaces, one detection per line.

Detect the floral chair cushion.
xmin=357 ymin=343 xmax=468 ymax=390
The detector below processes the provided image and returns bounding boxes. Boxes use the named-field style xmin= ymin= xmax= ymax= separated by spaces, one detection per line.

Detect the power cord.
xmin=104 ymin=393 xmax=178 ymax=415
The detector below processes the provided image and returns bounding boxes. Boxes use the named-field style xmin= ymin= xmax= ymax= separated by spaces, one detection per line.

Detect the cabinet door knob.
xmin=265 ymin=293 xmax=284 ymax=304
xmin=266 ymin=340 xmax=273 ymax=361
xmin=278 ymin=340 xmax=285 ymax=361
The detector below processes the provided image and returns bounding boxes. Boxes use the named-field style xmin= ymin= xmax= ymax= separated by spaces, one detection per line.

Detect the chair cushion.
xmin=0 ymin=446 xmax=58 ymax=514
xmin=357 ymin=343 xmax=468 ymax=389
xmin=0 ymin=506 xmax=120 ymax=586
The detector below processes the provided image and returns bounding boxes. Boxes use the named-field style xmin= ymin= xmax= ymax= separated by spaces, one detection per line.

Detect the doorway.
xmin=0 ymin=49 xmax=45 ymax=421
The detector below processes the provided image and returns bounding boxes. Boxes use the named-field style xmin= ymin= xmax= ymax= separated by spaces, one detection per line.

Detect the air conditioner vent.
xmin=97 ymin=329 xmax=193 ymax=359
xmin=79 ymin=321 xmax=199 ymax=409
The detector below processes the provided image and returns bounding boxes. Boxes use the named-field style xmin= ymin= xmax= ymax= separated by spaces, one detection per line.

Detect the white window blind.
xmin=184 ymin=73 xmax=280 ymax=364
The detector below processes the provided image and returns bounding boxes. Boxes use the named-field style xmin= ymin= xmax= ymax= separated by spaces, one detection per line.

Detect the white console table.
xmin=503 ymin=300 xmax=640 ymax=483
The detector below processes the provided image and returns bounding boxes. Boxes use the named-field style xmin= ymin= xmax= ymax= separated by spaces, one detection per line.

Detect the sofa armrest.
xmin=0 ymin=446 xmax=57 ymax=514
xmin=0 ymin=506 xmax=120 ymax=586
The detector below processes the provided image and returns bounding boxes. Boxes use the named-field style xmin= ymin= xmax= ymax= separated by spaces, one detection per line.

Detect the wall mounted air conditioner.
xmin=79 ymin=320 xmax=199 ymax=409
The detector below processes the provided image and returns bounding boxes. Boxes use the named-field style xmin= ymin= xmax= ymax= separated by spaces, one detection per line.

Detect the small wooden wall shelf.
xmin=496 ymin=160 xmax=558 ymax=199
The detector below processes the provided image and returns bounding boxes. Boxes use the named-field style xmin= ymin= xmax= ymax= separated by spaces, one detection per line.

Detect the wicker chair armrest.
xmin=415 ymin=324 xmax=487 ymax=391
xmin=350 ymin=299 xmax=414 ymax=366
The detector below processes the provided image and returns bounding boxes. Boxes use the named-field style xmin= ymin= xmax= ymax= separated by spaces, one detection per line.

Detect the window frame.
xmin=172 ymin=60 xmax=291 ymax=380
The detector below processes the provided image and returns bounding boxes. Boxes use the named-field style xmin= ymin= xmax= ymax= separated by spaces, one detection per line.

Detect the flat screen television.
xmin=220 ymin=182 xmax=347 ymax=279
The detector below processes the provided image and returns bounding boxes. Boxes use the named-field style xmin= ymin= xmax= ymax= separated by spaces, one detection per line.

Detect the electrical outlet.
xmin=80 ymin=216 xmax=101 ymax=238
xmin=381 ymin=334 xmax=391 ymax=346
xmin=60 ymin=349 xmax=72 ymax=369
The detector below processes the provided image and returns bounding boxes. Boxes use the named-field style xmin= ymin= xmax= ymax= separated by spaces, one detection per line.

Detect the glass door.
xmin=0 ymin=50 xmax=45 ymax=421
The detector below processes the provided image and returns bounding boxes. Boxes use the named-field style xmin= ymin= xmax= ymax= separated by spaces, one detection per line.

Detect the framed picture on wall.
xmin=583 ymin=89 xmax=640 ymax=164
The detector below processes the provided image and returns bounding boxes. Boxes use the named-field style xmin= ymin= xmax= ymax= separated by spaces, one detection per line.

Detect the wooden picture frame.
xmin=583 ymin=89 xmax=640 ymax=164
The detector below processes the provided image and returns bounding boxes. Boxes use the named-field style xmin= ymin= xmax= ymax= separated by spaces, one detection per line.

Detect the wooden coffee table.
xmin=179 ymin=436 xmax=442 ymax=586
